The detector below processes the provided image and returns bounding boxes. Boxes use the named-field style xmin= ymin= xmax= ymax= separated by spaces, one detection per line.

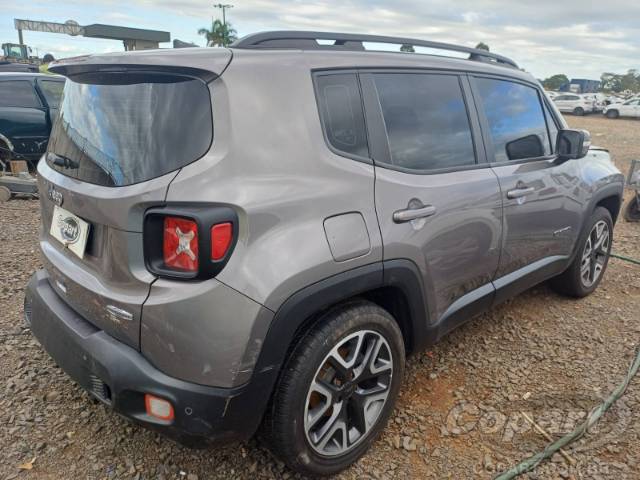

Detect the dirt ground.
xmin=0 ymin=114 xmax=639 ymax=479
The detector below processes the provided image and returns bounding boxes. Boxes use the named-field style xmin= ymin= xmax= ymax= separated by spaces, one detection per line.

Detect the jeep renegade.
xmin=24 ymin=31 xmax=624 ymax=476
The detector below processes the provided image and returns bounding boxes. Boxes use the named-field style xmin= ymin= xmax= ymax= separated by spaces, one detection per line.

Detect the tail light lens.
xmin=163 ymin=217 xmax=199 ymax=272
xmin=144 ymin=206 xmax=238 ymax=280
xmin=211 ymin=222 xmax=232 ymax=260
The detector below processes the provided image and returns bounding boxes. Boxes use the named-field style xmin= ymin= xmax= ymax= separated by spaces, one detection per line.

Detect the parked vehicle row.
xmin=547 ymin=91 xmax=640 ymax=119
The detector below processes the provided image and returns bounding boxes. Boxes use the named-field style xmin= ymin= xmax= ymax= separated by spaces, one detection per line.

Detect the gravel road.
xmin=1 ymin=115 xmax=639 ymax=479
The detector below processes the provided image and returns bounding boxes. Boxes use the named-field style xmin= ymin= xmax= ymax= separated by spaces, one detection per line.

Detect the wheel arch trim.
xmin=251 ymin=259 xmax=429 ymax=382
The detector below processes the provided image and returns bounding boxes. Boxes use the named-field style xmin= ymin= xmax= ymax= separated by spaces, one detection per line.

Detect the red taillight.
xmin=163 ymin=216 xmax=199 ymax=272
xmin=211 ymin=222 xmax=233 ymax=260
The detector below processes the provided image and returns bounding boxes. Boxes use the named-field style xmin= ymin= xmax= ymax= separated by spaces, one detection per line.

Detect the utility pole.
xmin=213 ymin=3 xmax=233 ymax=28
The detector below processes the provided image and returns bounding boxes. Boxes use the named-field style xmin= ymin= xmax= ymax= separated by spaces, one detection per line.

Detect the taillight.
xmin=211 ymin=222 xmax=232 ymax=260
xmin=144 ymin=206 xmax=238 ymax=280
xmin=163 ymin=216 xmax=199 ymax=272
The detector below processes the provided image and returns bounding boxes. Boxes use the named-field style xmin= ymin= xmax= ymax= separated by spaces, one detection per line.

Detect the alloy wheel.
xmin=303 ymin=329 xmax=393 ymax=456
xmin=580 ymin=220 xmax=610 ymax=288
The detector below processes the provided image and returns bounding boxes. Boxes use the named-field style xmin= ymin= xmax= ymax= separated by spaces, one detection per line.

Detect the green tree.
xmin=601 ymin=70 xmax=640 ymax=93
xmin=400 ymin=44 xmax=415 ymax=53
xmin=198 ymin=19 xmax=238 ymax=47
xmin=475 ymin=42 xmax=490 ymax=51
xmin=542 ymin=74 xmax=569 ymax=90
xmin=600 ymin=72 xmax=621 ymax=92
xmin=620 ymin=69 xmax=640 ymax=92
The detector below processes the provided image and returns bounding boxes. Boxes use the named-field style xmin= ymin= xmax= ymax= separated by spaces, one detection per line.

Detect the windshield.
xmin=47 ymin=72 xmax=213 ymax=187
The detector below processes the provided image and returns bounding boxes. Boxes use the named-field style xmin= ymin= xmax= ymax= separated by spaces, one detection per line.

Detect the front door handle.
xmin=506 ymin=186 xmax=535 ymax=199
xmin=393 ymin=205 xmax=437 ymax=223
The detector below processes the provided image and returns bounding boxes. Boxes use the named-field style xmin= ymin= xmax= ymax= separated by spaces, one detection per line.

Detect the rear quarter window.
xmin=314 ymin=73 xmax=369 ymax=159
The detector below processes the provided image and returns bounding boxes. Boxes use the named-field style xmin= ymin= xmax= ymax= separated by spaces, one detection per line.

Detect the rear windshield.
xmin=47 ymin=72 xmax=212 ymax=187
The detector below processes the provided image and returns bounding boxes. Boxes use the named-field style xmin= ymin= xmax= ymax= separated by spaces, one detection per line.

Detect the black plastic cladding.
xmin=143 ymin=205 xmax=239 ymax=280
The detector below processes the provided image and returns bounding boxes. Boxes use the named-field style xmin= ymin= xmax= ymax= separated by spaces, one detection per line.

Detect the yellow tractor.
xmin=0 ymin=43 xmax=39 ymax=72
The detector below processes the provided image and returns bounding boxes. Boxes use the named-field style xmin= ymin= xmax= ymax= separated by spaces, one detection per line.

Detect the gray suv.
xmin=24 ymin=32 xmax=624 ymax=476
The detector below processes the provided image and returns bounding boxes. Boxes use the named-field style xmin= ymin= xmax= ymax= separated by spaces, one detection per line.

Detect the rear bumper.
xmin=25 ymin=269 xmax=277 ymax=446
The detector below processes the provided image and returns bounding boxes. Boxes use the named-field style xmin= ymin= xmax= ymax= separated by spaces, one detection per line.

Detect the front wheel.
xmin=574 ymin=107 xmax=585 ymax=116
xmin=550 ymin=207 xmax=613 ymax=297
xmin=624 ymin=196 xmax=640 ymax=222
xmin=263 ymin=301 xmax=405 ymax=476
xmin=606 ymin=109 xmax=619 ymax=119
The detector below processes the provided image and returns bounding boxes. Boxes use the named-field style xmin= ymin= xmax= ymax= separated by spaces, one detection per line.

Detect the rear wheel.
xmin=550 ymin=207 xmax=612 ymax=297
xmin=624 ymin=196 xmax=640 ymax=222
xmin=606 ymin=109 xmax=619 ymax=119
xmin=0 ymin=186 xmax=11 ymax=203
xmin=263 ymin=301 xmax=405 ymax=476
xmin=573 ymin=107 xmax=585 ymax=116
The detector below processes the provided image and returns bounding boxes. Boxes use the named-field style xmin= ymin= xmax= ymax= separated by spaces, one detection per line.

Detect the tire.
xmin=262 ymin=300 xmax=405 ymax=476
xmin=624 ymin=196 xmax=640 ymax=222
xmin=573 ymin=107 xmax=585 ymax=116
xmin=0 ymin=186 xmax=11 ymax=203
xmin=550 ymin=207 xmax=613 ymax=297
xmin=606 ymin=109 xmax=619 ymax=119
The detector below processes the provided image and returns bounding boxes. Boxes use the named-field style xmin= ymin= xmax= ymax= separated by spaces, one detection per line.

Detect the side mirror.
xmin=556 ymin=129 xmax=591 ymax=160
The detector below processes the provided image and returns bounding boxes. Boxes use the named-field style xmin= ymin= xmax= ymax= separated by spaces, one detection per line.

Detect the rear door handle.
xmin=393 ymin=205 xmax=437 ymax=223
xmin=506 ymin=186 xmax=535 ymax=199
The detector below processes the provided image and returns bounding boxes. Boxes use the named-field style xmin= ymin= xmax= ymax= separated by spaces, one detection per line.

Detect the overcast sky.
xmin=1 ymin=1 xmax=638 ymax=79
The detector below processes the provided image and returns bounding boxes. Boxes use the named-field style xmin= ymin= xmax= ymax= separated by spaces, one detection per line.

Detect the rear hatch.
xmin=38 ymin=49 xmax=230 ymax=349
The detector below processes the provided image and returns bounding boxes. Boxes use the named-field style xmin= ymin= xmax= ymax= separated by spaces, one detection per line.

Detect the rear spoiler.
xmin=49 ymin=48 xmax=232 ymax=83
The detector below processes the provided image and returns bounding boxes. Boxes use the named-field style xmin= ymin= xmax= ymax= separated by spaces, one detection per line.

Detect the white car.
xmin=552 ymin=93 xmax=595 ymax=116
xmin=603 ymin=98 xmax=640 ymax=119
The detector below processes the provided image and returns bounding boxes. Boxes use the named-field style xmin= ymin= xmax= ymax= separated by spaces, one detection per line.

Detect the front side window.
xmin=373 ymin=73 xmax=475 ymax=171
xmin=0 ymin=80 xmax=41 ymax=108
xmin=475 ymin=77 xmax=550 ymax=162
xmin=315 ymin=73 xmax=368 ymax=159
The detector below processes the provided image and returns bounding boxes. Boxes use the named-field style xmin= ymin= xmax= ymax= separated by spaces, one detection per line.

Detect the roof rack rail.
xmin=230 ymin=31 xmax=519 ymax=69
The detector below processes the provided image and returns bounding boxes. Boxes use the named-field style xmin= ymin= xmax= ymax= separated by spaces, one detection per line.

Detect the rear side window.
xmin=315 ymin=74 xmax=368 ymax=159
xmin=38 ymin=80 xmax=64 ymax=108
xmin=373 ymin=73 xmax=475 ymax=171
xmin=475 ymin=77 xmax=550 ymax=162
xmin=47 ymin=72 xmax=212 ymax=187
xmin=0 ymin=80 xmax=40 ymax=108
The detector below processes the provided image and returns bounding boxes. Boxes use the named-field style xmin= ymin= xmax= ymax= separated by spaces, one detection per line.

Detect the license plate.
xmin=50 ymin=205 xmax=91 ymax=259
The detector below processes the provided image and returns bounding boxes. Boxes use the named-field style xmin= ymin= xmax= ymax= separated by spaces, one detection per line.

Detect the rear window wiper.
xmin=48 ymin=152 xmax=79 ymax=169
